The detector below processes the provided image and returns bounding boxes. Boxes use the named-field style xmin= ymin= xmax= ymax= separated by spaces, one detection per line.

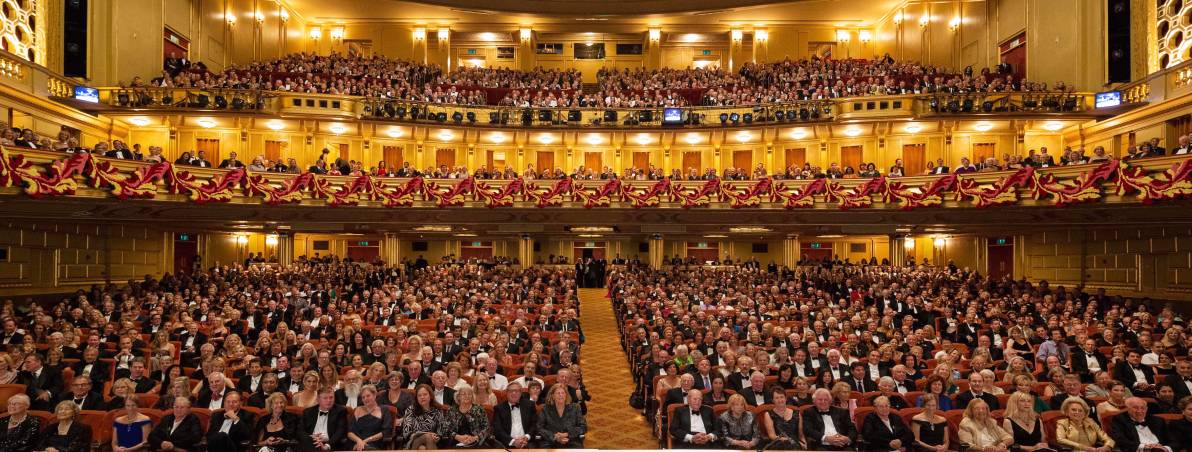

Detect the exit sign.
xmin=473 ymin=241 xmax=483 ymax=247
xmin=357 ymin=241 xmax=372 ymax=246
xmin=702 ymin=49 xmax=712 ymax=55
xmin=467 ymin=49 xmax=477 ymax=55
xmin=176 ymin=234 xmax=193 ymax=242
xmin=809 ymin=242 xmax=822 ymax=249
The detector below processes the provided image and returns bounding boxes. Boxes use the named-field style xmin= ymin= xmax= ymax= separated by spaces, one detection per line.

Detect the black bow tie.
xmin=691 ymin=410 xmax=701 ymax=416
xmin=318 ymin=411 xmax=328 ymax=417
xmin=74 ymin=398 xmax=83 ymax=404
xmin=1184 ymin=376 xmax=1192 ymax=382
xmin=817 ymin=410 xmax=832 ymax=416
xmin=1134 ymin=420 xmax=1148 ymax=427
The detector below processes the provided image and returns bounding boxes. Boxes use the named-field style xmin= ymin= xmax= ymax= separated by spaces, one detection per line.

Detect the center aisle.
xmin=576 ymin=288 xmax=656 ymax=449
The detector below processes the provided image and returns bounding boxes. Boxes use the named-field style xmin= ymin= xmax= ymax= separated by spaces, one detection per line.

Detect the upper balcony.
xmin=80 ymin=86 xmax=1109 ymax=130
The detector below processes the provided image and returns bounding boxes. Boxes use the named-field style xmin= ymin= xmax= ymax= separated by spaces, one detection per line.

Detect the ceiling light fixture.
xmin=844 ymin=127 xmax=862 ymax=137
xmin=790 ymin=129 xmax=808 ymax=140
xmin=196 ymin=118 xmax=216 ymax=128
xmin=386 ymin=128 xmax=403 ymax=138
xmin=537 ymin=134 xmax=556 ymax=144
xmin=973 ymin=122 xmax=994 ymax=132
xmin=904 ymin=123 xmax=921 ymax=134
xmin=684 ymin=133 xmax=702 ymax=144
xmin=735 ymin=131 xmax=753 ymax=142
xmin=1042 ymin=121 xmax=1064 ymax=131
xmin=489 ymin=132 xmax=507 ymax=143
xmin=329 ymin=123 xmax=347 ymax=134
xmin=634 ymin=134 xmax=652 ymax=145
xmin=437 ymin=130 xmax=455 ymax=141
xmin=266 ymin=120 xmax=284 ymax=131
xmin=729 ymin=226 xmax=771 ymax=233
xmin=586 ymin=134 xmax=604 ymax=145
xmin=128 ymin=117 xmax=151 ymax=127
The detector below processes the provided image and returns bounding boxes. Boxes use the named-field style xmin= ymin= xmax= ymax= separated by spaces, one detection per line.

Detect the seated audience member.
xmin=917 ymin=375 xmax=955 ymax=411
xmin=537 ymin=383 xmax=587 ymax=448
xmin=958 ymin=399 xmax=1012 ymax=452
xmin=402 ymin=384 xmax=444 ymax=449
xmin=1096 ymin=380 xmax=1130 ymax=415
xmin=255 ymin=392 xmax=300 ymax=450
xmin=19 ymin=353 xmax=63 ymax=411
xmin=802 ymin=388 xmax=856 ymax=451
xmin=40 ymin=399 xmax=92 ymax=452
xmin=440 ymin=385 xmax=488 ymax=448
xmin=493 ymin=382 xmax=537 ymax=449
xmin=1169 ymin=397 xmax=1192 ymax=452
xmin=762 ymin=386 xmax=801 ymax=449
xmin=717 ymin=394 xmax=759 ymax=449
xmin=861 ymin=396 xmax=911 ymax=452
xmin=207 ymin=392 xmax=255 ymax=452
xmin=911 ymin=394 xmax=950 ymax=452
xmin=347 ymin=385 xmax=393 ymax=450
xmin=113 ymin=395 xmax=153 ymax=452
xmin=669 ymin=389 xmax=718 ymax=448
xmin=0 ymin=394 xmax=42 ymax=452
xmin=737 ymin=371 xmax=772 ymax=406
xmin=1055 ymin=397 xmax=1114 ymax=452
xmin=59 ymin=375 xmax=104 ymax=410
xmin=1001 ymin=392 xmax=1051 ymax=452
xmin=149 ymin=397 xmax=203 ymax=452
xmin=1108 ymin=397 xmax=1171 ymax=452
xmin=955 ymin=371 xmax=1000 ymax=410
xmin=301 ymin=388 xmax=349 ymax=451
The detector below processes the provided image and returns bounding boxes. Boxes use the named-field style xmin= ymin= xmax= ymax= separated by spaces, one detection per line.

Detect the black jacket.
xmin=19 ymin=367 xmax=64 ymax=410
xmin=801 ymin=406 xmax=857 ymax=450
xmin=1113 ymin=361 xmax=1156 ymax=388
xmin=954 ymin=390 xmax=1000 ymax=410
xmin=860 ymin=412 xmax=911 ymax=452
xmin=149 ymin=413 xmax=204 ymax=451
xmin=669 ymin=405 xmax=718 ymax=447
xmin=1108 ymin=412 xmax=1170 ymax=452
xmin=301 ymin=404 xmax=349 ymax=450
xmin=206 ymin=409 xmax=257 ymax=452
xmin=493 ymin=398 xmax=538 ymax=446
xmin=58 ymin=391 xmax=105 ymax=411
xmin=736 ymin=387 xmax=774 ymax=407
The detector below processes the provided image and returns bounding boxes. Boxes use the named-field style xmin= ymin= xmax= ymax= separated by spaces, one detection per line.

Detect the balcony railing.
xmin=2 ymin=146 xmax=1189 ymax=210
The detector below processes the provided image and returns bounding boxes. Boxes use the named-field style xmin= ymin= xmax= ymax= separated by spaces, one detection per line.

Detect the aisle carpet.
xmin=577 ymin=288 xmax=657 ymax=449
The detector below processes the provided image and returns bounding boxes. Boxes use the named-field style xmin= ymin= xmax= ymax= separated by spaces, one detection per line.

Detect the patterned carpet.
xmin=578 ymin=288 xmax=657 ymax=449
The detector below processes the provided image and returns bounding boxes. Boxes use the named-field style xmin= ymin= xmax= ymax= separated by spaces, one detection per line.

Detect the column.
xmin=518 ymin=234 xmax=533 ymax=267
xmin=646 ymin=28 xmax=662 ymax=70
xmin=518 ymin=28 xmax=535 ymax=72
xmin=413 ymin=27 xmax=428 ymax=64
xmin=649 ymin=234 xmax=665 ymax=268
xmin=382 ymin=233 xmax=401 ymax=266
xmin=728 ymin=29 xmax=745 ymax=71
xmin=782 ymin=235 xmax=800 ymax=267
xmin=277 ymin=232 xmax=295 ymax=266
xmin=752 ymin=29 xmax=768 ymax=64
xmin=888 ymin=234 xmax=906 ymax=267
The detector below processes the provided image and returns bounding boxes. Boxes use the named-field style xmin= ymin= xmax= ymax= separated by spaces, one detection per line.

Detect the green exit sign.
xmin=467 ymin=49 xmax=477 ymax=55
xmin=177 ymin=234 xmax=192 ymax=241
xmin=702 ymin=49 xmax=712 ymax=55
xmin=357 ymin=241 xmax=371 ymax=246
xmin=995 ymin=238 xmax=1007 ymax=245
xmin=809 ymin=242 xmax=822 ymax=249
xmin=472 ymin=241 xmax=483 ymax=247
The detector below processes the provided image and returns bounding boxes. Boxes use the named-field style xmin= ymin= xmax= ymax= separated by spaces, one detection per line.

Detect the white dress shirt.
xmin=509 ymin=404 xmax=527 ymax=445
xmin=683 ymin=409 xmax=714 ymax=443
xmin=314 ymin=410 xmax=330 ymax=437
xmin=821 ymin=413 xmax=840 ymax=441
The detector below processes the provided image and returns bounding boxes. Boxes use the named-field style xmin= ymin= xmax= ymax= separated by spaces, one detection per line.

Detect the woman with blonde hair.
xmin=718 ymin=393 xmax=760 ymax=449
xmin=40 ymin=399 xmax=91 ymax=452
xmin=106 ymin=378 xmax=138 ymax=410
xmin=1002 ymin=357 xmax=1034 ymax=383
xmin=1001 ymin=392 xmax=1050 ymax=452
xmin=1094 ymin=380 xmax=1128 ymax=415
xmin=291 ymin=370 xmax=321 ymax=408
xmin=0 ymin=353 xmax=18 ymax=384
xmin=256 ymin=392 xmax=300 ymax=452
xmin=958 ymin=399 xmax=1012 ymax=452
xmin=1055 ymin=397 xmax=1113 ymax=452
xmin=473 ymin=372 xmax=498 ymax=406
xmin=537 ymin=383 xmax=587 ymax=448
xmin=154 ymin=378 xmax=192 ymax=410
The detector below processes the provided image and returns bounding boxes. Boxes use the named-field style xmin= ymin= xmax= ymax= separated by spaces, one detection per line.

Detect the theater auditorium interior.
xmin=1 ymin=0 xmax=1192 ymax=450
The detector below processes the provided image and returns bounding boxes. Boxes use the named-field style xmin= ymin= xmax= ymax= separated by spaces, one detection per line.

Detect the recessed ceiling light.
xmin=1042 ymin=121 xmax=1064 ymax=131
xmin=973 ymin=122 xmax=994 ymax=132
xmin=329 ymin=123 xmax=347 ymax=134
xmin=386 ymin=128 xmax=403 ymax=138
xmin=704 ymin=234 xmax=728 ymax=238
xmin=128 ymin=117 xmax=151 ymax=127
xmin=634 ymin=133 xmax=652 ymax=145
xmin=489 ymin=132 xmax=506 ymax=143
xmin=904 ymin=123 xmax=921 ymax=133
xmin=790 ymin=129 xmax=807 ymax=140
xmin=843 ymin=127 xmax=862 ymax=137
xmin=817 ymin=234 xmax=845 ymax=238
xmin=729 ymin=226 xmax=771 ymax=233
xmin=196 ymin=118 xmax=216 ymax=128
xmin=735 ymin=131 xmax=752 ymax=142
xmin=570 ymin=226 xmax=614 ymax=233
xmin=266 ymin=120 xmax=285 ymax=131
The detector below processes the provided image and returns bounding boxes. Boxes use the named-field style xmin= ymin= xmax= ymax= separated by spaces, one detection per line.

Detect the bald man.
xmin=1109 ymin=397 xmax=1171 ymax=452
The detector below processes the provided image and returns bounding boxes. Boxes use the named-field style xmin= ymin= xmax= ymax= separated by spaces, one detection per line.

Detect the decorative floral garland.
xmin=2 ymin=147 xmax=1190 ymax=210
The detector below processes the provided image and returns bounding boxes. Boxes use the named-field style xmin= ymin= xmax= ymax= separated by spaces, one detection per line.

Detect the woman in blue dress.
xmin=112 ymin=396 xmax=152 ymax=452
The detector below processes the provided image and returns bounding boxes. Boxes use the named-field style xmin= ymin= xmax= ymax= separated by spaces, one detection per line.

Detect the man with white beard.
xmin=335 ymin=370 xmax=363 ymax=408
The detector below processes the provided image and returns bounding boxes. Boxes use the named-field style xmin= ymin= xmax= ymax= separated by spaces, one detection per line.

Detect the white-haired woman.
xmin=0 ymin=394 xmax=42 ymax=451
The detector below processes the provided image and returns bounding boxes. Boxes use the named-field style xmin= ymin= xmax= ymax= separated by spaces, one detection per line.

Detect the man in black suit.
xmin=954 ymin=372 xmax=999 ymax=410
xmin=669 ymin=389 xmax=718 ymax=448
xmin=1071 ymin=338 xmax=1108 ymax=383
xmin=430 ymin=370 xmax=456 ymax=407
xmin=207 ymin=392 xmax=256 ymax=452
xmin=71 ymin=346 xmax=109 ymax=386
xmin=235 ymin=358 xmax=265 ymax=394
xmin=736 ymin=372 xmax=773 ymax=407
xmin=1164 ymin=359 xmax=1192 ymax=401
xmin=846 ymin=363 xmax=877 ymax=392
xmin=802 ymin=388 xmax=856 ymax=450
xmin=931 ymin=158 xmax=950 ymax=174
xmin=20 ymin=353 xmax=63 ymax=411
xmin=1109 ymin=397 xmax=1171 ymax=452
xmin=59 ymin=376 xmax=105 ymax=410
xmin=493 ymin=382 xmax=537 ymax=448
xmin=1050 ymin=374 xmax=1098 ymax=419
xmin=176 ymin=321 xmax=208 ymax=367
xmin=690 ymin=359 xmax=715 ymax=391
xmin=196 ymin=373 xmax=233 ymax=410
xmin=301 ymin=388 xmax=349 ymax=451
xmin=192 ymin=151 xmax=213 ymax=168
xmin=1114 ymin=350 xmax=1156 ymax=395
xmin=1 ymin=318 xmax=24 ymax=345
xmin=219 ymin=151 xmax=245 ymax=169
xmin=149 ymin=397 xmax=204 ymax=452
xmin=246 ymin=374 xmax=279 ymax=409
xmin=335 ymin=370 xmax=364 ymax=408
xmin=664 ymin=374 xmax=696 ymax=408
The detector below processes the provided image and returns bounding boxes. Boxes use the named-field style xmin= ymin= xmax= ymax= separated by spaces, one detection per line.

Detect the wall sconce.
xmin=437 ymin=28 xmax=450 ymax=41
xmin=648 ymin=28 xmax=661 ymax=42
xmin=948 ymin=17 xmax=961 ymax=30
xmin=520 ymin=27 xmax=533 ymax=41
xmin=413 ymin=27 xmax=426 ymax=41
xmin=892 ymin=12 xmax=904 ymax=24
xmin=858 ymin=30 xmax=872 ymax=43
xmin=309 ymin=27 xmax=322 ymax=40
xmin=919 ymin=15 xmax=930 ymax=28
xmin=235 ymin=235 xmax=249 ymax=245
xmin=280 ymin=9 xmax=289 ymax=22
xmin=755 ymin=29 xmax=768 ymax=42
xmin=933 ymin=237 xmax=946 ymax=247
xmin=265 ymin=235 xmax=279 ymax=246
xmin=730 ymin=29 xmax=743 ymax=42
xmin=904 ymin=237 xmax=915 ymax=249
xmin=330 ymin=27 xmax=345 ymax=40
xmin=254 ymin=10 xmax=265 ymax=22
xmin=836 ymin=30 xmax=850 ymax=42
xmin=225 ymin=11 xmax=237 ymax=25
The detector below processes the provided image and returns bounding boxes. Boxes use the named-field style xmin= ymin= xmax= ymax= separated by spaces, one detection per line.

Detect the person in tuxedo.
xmin=218 ymin=151 xmax=245 ymax=169
xmin=234 ymin=358 xmax=265 ymax=394
xmin=149 ymin=396 xmax=204 ymax=452
xmin=429 ymin=370 xmax=456 ymax=407
xmin=1108 ymin=397 xmax=1171 ymax=452
xmin=1162 ymin=360 xmax=1192 ymax=401
xmin=847 ymin=363 xmax=877 ymax=392
xmin=104 ymin=144 xmax=135 ymax=160
xmin=58 ymin=376 xmax=104 ymax=410
xmin=690 ymin=359 xmax=716 ymax=391
xmin=334 ymin=370 xmax=364 ymax=408
xmin=736 ymin=372 xmax=773 ymax=407
xmin=861 ymin=396 xmax=911 ymax=452
xmin=802 ymin=388 xmax=856 ymax=450
xmin=1 ymin=318 xmax=24 ymax=344
xmin=19 ymin=353 xmax=63 ymax=411
xmin=1072 ymin=338 xmax=1108 ymax=382
xmin=176 ymin=321 xmax=208 ymax=367
xmin=69 ymin=347 xmax=106 ymax=386
xmin=1050 ymin=374 xmax=1099 ymax=419
xmin=955 ymin=372 xmax=1000 ymax=410
xmin=206 ymin=392 xmax=256 ymax=452
xmin=931 ymin=158 xmax=950 ymax=174
xmin=1114 ymin=350 xmax=1156 ymax=395
xmin=664 ymin=374 xmax=697 ymax=408
xmin=196 ymin=373 xmax=232 ymax=410
xmin=493 ymin=382 xmax=538 ymax=448
xmin=192 ymin=151 xmax=213 ymax=168
xmin=1172 ymin=134 xmax=1192 ymax=155
xmin=669 ymin=389 xmax=718 ymax=448
xmin=301 ymin=388 xmax=349 ymax=451
xmin=246 ymin=374 xmax=279 ymax=409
